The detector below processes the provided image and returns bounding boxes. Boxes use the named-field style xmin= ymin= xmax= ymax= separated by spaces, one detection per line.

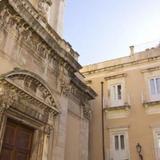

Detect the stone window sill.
xmin=104 ymin=104 xmax=131 ymax=111
xmin=143 ymin=100 xmax=160 ymax=106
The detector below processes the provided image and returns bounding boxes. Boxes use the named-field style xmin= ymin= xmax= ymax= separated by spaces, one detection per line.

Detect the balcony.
xmin=141 ymin=93 xmax=160 ymax=115
xmin=103 ymin=96 xmax=131 ymax=119
xmin=104 ymin=102 xmax=130 ymax=111
xmin=104 ymin=95 xmax=131 ymax=110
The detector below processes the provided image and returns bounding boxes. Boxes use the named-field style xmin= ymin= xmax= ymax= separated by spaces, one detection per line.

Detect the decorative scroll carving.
xmin=58 ymin=64 xmax=71 ymax=96
xmin=0 ymin=69 xmax=59 ymax=124
xmin=38 ymin=0 xmax=52 ymax=18
xmin=43 ymin=124 xmax=53 ymax=136
xmin=82 ymin=104 xmax=91 ymax=120
xmin=0 ymin=87 xmax=18 ymax=110
xmin=60 ymin=79 xmax=70 ymax=96
xmin=0 ymin=86 xmax=18 ymax=131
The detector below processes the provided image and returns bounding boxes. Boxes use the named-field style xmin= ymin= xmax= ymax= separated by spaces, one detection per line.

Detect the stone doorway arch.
xmin=0 ymin=68 xmax=59 ymax=160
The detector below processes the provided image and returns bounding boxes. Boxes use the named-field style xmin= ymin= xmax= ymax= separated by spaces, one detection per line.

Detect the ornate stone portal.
xmin=0 ymin=69 xmax=59 ymax=160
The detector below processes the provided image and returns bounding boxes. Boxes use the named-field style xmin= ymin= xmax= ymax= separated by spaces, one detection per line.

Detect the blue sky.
xmin=64 ymin=0 xmax=160 ymax=65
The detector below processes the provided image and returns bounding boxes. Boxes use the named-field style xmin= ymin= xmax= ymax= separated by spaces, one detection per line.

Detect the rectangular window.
xmin=110 ymin=83 xmax=123 ymax=106
xmin=150 ymin=79 xmax=156 ymax=95
xmin=110 ymin=129 xmax=129 ymax=160
xmin=115 ymin=135 xmax=119 ymax=150
xmin=153 ymin=129 xmax=160 ymax=160
xmin=120 ymin=135 xmax=125 ymax=150
xmin=114 ymin=134 xmax=125 ymax=150
xmin=117 ymin=85 xmax=122 ymax=100
xmin=149 ymin=77 xmax=160 ymax=100
xmin=156 ymin=78 xmax=160 ymax=94
xmin=111 ymin=84 xmax=122 ymax=100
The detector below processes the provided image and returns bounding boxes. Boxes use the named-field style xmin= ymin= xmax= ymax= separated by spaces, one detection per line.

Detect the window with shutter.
xmin=110 ymin=83 xmax=123 ymax=106
xmin=149 ymin=77 xmax=160 ymax=100
xmin=110 ymin=128 xmax=130 ymax=160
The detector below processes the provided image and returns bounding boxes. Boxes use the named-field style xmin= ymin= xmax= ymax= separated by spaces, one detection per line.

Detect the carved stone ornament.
xmin=81 ymin=102 xmax=91 ymax=120
xmin=38 ymin=0 xmax=52 ymax=17
xmin=58 ymin=65 xmax=71 ymax=96
xmin=5 ymin=69 xmax=57 ymax=108
xmin=0 ymin=86 xmax=18 ymax=113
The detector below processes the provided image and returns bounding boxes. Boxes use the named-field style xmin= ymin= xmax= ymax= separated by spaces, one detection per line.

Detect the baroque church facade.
xmin=0 ymin=0 xmax=96 ymax=160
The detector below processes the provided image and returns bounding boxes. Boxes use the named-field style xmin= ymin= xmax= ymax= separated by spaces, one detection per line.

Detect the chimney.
xmin=129 ymin=45 xmax=134 ymax=55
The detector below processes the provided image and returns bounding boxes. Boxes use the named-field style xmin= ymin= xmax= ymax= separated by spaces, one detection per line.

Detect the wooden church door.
xmin=0 ymin=119 xmax=33 ymax=160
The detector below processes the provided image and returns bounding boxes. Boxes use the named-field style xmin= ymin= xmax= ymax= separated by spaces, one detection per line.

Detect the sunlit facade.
xmin=81 ymin=46 xmax=160 ymax=160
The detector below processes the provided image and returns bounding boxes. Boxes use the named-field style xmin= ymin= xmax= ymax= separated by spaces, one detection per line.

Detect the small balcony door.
xmin=153 ymin=129 xmax=160 ymax=160
xmin=110 ymin=129 xmax=130 ymax=160
xmin=110 ymin=84 xmax=124 ymax=107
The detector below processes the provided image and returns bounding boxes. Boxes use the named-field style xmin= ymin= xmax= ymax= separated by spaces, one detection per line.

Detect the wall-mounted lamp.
xmin=136 ymin=143 xmax=143 ymax=160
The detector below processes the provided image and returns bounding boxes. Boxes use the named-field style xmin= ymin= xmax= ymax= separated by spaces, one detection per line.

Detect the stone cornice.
xmin=104 ymin=73 xmax=127 ymax=80
xmin=141 ymin=65 xmax=160 ymax=73
xmin=3 ymin=0 xmax=81 ymax=73
xmin=82 ymin=51 xmax=160 ymax=76
xmin=143 ymin=100 xmax=160 ymax=107
xmin=71 ymin=75 xmax=97 ymax=100
xmin=104 ymin=104 xmax=130 ymax=111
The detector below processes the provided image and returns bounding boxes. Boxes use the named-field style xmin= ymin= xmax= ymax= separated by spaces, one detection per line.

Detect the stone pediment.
xmin=3 ymin=69 xmax=57 ymax=108
xmin=0 ymin=69 xmax=59 ymax=125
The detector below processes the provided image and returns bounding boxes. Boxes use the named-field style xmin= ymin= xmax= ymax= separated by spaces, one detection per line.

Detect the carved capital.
xmin=0 ymin=103 xmax=8 ymax=114
xmin=82 ymin=105 xmax=91 ymax=120
xmin=80 ymin=100 xmax=91 ymax=120
xmin=58 ymin=69 xmax=71 ymax=96
xmin=60 ymin=81 xmax=71 ymax=96
xmin=43 ymin=124 xmax=53 ymax=136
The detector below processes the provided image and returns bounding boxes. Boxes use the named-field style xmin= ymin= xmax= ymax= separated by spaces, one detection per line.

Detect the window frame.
xmin=110 ymin=83 xmax=123 ymax=107
xmin=153 ymin=128 xmax=160 ymax=160
xmin=110 ymin=128 xmax=130 ymax=160
xmin=149 ymin=76 xmax=160 ymax=101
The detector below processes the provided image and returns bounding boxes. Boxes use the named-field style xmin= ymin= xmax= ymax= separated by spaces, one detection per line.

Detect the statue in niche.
xmin=38 ymin=0 xmax=52 ymax=18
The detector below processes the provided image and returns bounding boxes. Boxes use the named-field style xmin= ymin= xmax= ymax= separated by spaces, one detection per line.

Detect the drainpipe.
xmin=101 ymin=81 xmax=105 ymax=160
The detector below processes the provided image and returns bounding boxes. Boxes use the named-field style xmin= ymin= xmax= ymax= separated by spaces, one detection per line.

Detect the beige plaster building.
xmin=81 ymin=46 xmax=160 ymax=160
xmin=0 ymin=0 xmax=96 ymax=160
